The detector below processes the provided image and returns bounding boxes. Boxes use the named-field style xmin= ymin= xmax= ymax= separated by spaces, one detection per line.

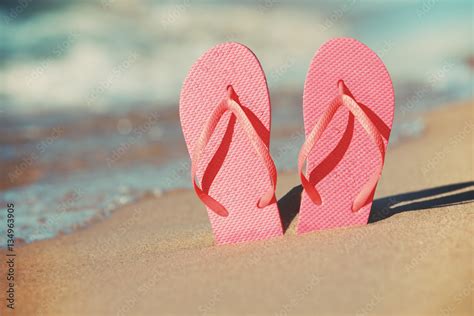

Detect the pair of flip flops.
xmin=180 ymin=38 xmax=395 ymax=245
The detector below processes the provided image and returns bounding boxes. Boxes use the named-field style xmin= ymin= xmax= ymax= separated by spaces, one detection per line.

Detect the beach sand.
xmin=1 ymin=101 xmax=473 ymax=315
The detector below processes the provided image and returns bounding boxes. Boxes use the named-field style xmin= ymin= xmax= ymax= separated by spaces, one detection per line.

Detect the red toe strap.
xmin=191 ymin=86 xmax=277 ymax=217
xmin=298 ymin=81 xmax=385 ymax=212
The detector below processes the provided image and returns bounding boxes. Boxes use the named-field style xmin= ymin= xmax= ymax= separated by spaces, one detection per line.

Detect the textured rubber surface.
xmin=180 ymin=42 xmax=283 ymax=245
xmin=297 ymin=38 xmax=395 ymax=234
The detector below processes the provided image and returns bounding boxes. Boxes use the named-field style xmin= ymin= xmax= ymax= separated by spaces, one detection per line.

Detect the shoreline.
xmin=1 ymin=100 xmax=472 ymax=315
xmin=0 ymin=129 xmax=434 ymax=249
xmin=1 ymin=97 xmax=458 ymax=246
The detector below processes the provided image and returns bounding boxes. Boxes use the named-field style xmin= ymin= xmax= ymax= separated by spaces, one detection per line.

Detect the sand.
xmin=1 ymin=101 xmax=473 ymax=315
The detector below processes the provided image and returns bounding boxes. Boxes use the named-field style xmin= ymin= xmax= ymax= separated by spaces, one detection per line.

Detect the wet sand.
xmin=1 ymin=101 xmax=473 ymax=315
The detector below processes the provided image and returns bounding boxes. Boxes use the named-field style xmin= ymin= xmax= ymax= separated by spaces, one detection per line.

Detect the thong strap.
xmin=191 ymin=86 xmax=277 ymax=217
xmin=298 ymin=81 xmax=385 ymax=212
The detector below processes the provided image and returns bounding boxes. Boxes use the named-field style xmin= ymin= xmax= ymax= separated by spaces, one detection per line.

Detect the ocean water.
xmin=0 ymin=1 xmax=472 ymax=244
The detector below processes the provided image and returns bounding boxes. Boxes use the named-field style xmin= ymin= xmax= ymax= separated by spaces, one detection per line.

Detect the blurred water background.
xmin=0 ymin=0 xmax=472 ymax=243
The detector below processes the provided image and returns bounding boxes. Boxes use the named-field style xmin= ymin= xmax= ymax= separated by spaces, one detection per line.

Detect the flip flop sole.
xmin=180 ymin=43 xmax=283 ymax=244
xmin=298 ymin=38 xmax=395 ymax=234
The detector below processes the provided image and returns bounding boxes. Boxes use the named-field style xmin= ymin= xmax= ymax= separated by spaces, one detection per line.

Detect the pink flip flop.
xmin=297 ymin=38 xmax=395 ymax=234
xmin=179 ymin=42 xmax=283 ymax=245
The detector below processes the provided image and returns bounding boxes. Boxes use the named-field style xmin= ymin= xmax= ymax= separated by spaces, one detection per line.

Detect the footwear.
xmin=297 ymin=38 xmax=395 ymax=234
xmin=179 ymin=42 xmax=283 ymax=245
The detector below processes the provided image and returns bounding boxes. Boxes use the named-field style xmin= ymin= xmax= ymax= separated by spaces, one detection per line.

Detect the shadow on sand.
xmin=277 ymin=181 xmax=474 ymax=232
